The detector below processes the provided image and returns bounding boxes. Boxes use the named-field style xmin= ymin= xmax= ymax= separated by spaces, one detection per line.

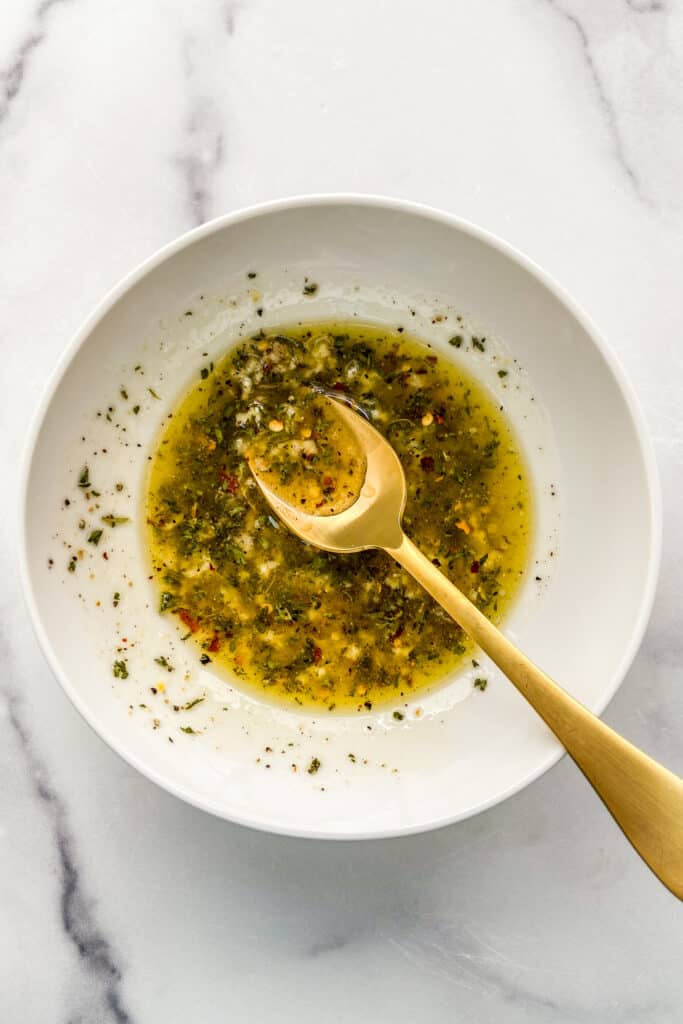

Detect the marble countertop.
xmin=2 ymin=1 xmax=683 ymax=1020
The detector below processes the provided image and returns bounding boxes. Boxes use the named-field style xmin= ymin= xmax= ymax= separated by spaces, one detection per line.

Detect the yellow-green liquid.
xmin=146 ymin=322 xmax=532 ymax=712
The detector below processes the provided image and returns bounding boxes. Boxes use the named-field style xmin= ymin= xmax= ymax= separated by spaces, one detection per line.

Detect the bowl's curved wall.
xmin=21 ymin=197 xmax=660 ymax=837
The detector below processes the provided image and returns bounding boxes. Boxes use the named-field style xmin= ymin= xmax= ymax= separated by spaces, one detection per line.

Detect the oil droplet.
xmin=361 ymin=483 xmax=376 ymax=498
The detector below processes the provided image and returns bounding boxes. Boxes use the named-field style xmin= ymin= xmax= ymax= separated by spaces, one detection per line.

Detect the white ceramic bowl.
xmin=20 ymin=196 xmax=660 ymax=838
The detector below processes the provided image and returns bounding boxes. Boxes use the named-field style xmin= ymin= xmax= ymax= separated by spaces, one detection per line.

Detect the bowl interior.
xmin=22 ymin=199 xmax=659 ymax=837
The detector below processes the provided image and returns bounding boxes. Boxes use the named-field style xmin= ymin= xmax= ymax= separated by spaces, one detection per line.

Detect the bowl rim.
xmin=18 ymin=193 xmax=663 ymax=839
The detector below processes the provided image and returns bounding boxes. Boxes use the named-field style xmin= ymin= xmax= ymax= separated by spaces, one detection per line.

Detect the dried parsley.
xmin=101 ymin=515 xmax=129 ymax=527
xmin=182 ymin=697 xmax=205 ymax=710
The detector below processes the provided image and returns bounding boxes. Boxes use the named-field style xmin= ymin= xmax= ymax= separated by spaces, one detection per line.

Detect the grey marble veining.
xmin=4 ymin=690 xmax=132 ymax=1023
xmin=0 ymin=0 xmax=71 ymax=125
xmin=177 ymin=33 xmax=227 ymax=226
xmin=544 ymin=0 xmax=645 ymax=198
xmin=541 ymin=0 xmax=683 ymax=212
xmin=2 ymin=1 xmax=683 ymax=1020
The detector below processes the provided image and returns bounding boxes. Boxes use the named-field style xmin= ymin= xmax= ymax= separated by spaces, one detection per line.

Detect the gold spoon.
xmin=250 ymin=395 xmax=683 ymax=899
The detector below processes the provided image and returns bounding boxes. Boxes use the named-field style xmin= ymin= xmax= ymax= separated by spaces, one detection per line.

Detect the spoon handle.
xmin=388 ymin=531 xmax=683 ymax=900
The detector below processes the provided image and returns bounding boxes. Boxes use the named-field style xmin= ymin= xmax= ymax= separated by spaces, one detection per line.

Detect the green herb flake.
xmin=347 ymin=753 xmax=356 ymax=763
xmin=101 ymin=515 xmax=130 ymax=527
xmin=120 ymin=387 xmax=129 ymax=400
xmin=77 ymin=466 xmax=90 ymax=489
xmin=392 ymin=710 xmax=405 ymax=721
xmin=303 ymin=282 xmax=319 ymax=295
xmin=88 ymin=529 xmax=103 ymax=546
xmin=473 ymin=677 xmax=488 ymax=691
xmin=113 ymin=659 xmax=129 ymax=679
xmin=199 ymin=653 xmax=212 ymax=665
xmin=182 ymin=697 xmax=205 ymax=710
xmin=159 ymin=591 xmax=173 ymax=612
xmin=200 ymin=367 xmax=209 ymax=380
xmin=448 ymin=335 xmax=463 ymax=348
xmin=472 ymin=337 xmax=486 ymax=352
xmin=132 ymin=405 xmax=140 ymax=415
xmin=67 ymin=556 xmax=77 ymax=573
xmin=154 ymin=656 xmax=175 ymax=672
xmin=148 ymin=387 xmax=161 ymax=400
xmin=307 ymin=757 xmax=321 ymax=775
xmin=113 ymin=592 xmax=121 ymax=607
xmin=497 ymin=369 xmax=508 ymax=378
xmin=180 ymin=726 xmax=198 ymax=734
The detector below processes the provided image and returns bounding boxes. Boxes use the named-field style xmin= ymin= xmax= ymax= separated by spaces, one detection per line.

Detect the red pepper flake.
xmin=435 ymin=413 xmax=445 ymax=425
xmin=420 ymin=455 xmax=435 ymax=472
xmin=426 ymin=355 xmax=438 ymax=364
xmin=220 ymin=471 xmax=239 ymax=494
xmin=470 ymin=560 xmax=480 ymax=573
xmin=332 ymin=381 xmax=349 ymax=392
xmin=178 ymin=609 xmax=200 ymax=633
xmin=313 ymin=646 xmax=322 ymax=663
xmin=209 ymin=562 xmax=215 ymax=571
xmin=390 ymin=625 xmax=404 ymax=642
xmin=208 ymin=633 xmax=221 ymax=653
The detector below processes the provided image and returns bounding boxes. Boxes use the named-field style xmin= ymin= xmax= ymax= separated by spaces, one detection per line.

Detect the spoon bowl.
xmin=250 ymin=398 xmax=407 ymax=552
